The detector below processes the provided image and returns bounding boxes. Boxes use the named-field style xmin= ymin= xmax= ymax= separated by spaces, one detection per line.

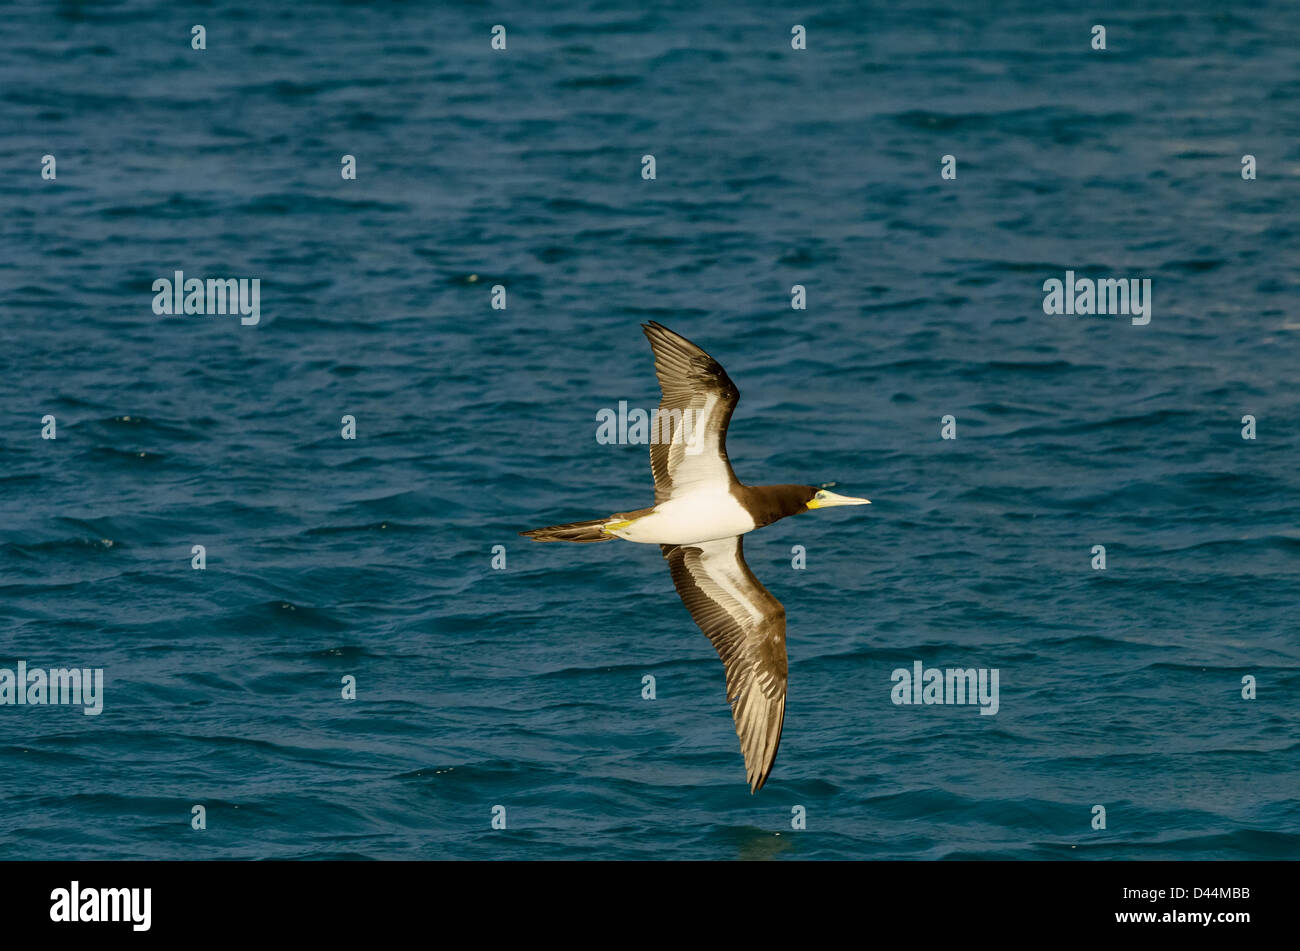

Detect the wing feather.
xmin=641 ymin=322 xmax=740 ymax=503
xmin=660 ymin=535 xmax=787 ymax=792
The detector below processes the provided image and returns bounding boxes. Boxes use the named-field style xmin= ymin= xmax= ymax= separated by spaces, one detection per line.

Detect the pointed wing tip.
xmin=641 ymin=320 xmax=672 ymax=343
xmin=746 ymin=749 xmax=778 ymax=792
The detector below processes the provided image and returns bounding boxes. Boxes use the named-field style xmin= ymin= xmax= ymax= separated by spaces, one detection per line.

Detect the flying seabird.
xmin=522 ymin=322 xmax=871 ymax=792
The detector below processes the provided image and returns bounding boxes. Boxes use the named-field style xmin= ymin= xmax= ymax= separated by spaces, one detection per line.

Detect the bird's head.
xmin=804 ymin=486 xmax=872 ymax=510
xmin=746 ymin=483 xmax=872 ymax=528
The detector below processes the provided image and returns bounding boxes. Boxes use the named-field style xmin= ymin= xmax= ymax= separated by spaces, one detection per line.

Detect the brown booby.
xmin=522 ymin=322 xmax=871 ymax=792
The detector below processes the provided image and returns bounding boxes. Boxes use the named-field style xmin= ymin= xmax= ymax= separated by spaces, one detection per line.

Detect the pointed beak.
xmin=807 ymin=490 xmax=872 ymax=509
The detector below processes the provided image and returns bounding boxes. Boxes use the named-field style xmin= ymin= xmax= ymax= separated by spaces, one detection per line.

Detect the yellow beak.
xmin=807 ymin=490 xmax=872 ymax=509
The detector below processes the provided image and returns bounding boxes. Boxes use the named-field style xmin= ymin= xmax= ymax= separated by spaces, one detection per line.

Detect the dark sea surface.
xmin=1 ymin=0 xmax=1298 ymax=860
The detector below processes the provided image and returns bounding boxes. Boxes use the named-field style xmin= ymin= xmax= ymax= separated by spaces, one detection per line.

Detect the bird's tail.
xmin=520 ymin=517 xmax=615 ymax=543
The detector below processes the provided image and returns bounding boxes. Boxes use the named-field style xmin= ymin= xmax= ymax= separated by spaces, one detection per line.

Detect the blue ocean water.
xmin=1 ymin=0 xmax=1298 ymax=860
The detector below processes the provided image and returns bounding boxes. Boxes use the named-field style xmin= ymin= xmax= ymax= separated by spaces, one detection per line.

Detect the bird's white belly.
xmin=608 ymin=489 xmax=756 ymax=544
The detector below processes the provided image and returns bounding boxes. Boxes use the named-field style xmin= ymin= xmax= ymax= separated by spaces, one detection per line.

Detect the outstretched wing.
xmin=661 ymin=535 xmax=787 ymax=792
xmin=641 ymin=322 xmax=740 ymax=504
